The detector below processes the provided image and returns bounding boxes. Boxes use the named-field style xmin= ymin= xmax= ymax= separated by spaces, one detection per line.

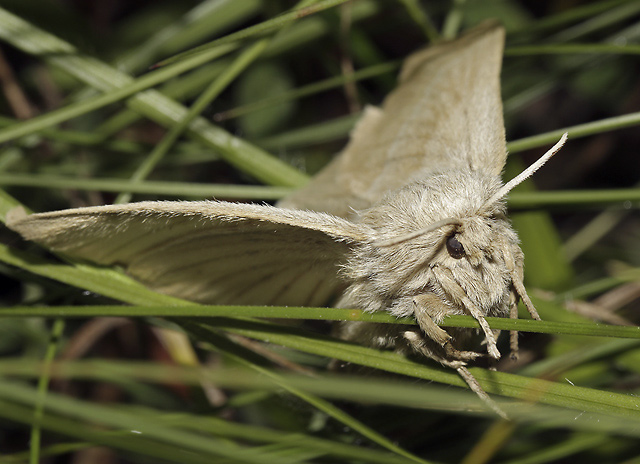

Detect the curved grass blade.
xmin=1 ymin=304 xmax=639 ymax=340
xmin=0 ymin=174 xmax=293 ymax=200
xmin=0 ymin=7 xmax=308 ymax=187
xmin=155 ymin=0 xmax=355 ymax=67
xmin=189 ymin=325 xmax=430 ymax=464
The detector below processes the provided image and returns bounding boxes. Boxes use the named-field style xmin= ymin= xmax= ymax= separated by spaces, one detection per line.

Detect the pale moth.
xmin=7 ymin=23 xmax=566 ymax=416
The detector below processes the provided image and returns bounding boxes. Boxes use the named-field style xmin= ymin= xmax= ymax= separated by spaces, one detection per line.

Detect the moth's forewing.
xmin=280 ymin=22 xmax=507 ymax=218
xmin=6 ymin=202 xmax=367 ymax=306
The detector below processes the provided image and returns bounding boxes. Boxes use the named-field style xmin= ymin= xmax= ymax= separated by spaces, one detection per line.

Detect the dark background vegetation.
xmin=0 ymin=1 xmax=638 ymax=463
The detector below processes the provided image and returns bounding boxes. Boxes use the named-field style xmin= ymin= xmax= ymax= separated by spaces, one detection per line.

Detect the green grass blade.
xmin=30 ymin=319 xmax=64 ymax=464
xmin=115 ymin=0 xmax=262 ymax=74
xmin=0 ymin=39 xmax=238 ymax=144
xmin=508 ymin=110 xmax=640 ymax=153
xmin=0 ymin=400 xmax=226 ymax=464
xmin=216 ymin=61 xmax=400 ymax=122
xmin=2 ymin=360 xmax=640 ymax=437
xmin=196 ymin=318 xmax=640 ymax=418
xmin=155 ymin=0 xmax=355 ymax=66
xmin=0 ymin=381 xmax=297 ymax=464
xmin=192 ymin=327 xmax=430 ymax=464
xmin=1 ymin=304 xmax=638 ymax=340
xmin=0 ymin=378 xmax=422 ymax=464
xmin=505 ymin=43 xmax=640 ymax=55
xmin=116 ymin=39 xmax=273 ymax=203
xmin=0 ymin=7 xmax=308 ymax=187
xmin=0 ymin=174 xmax=293 ymax=199
xmin=508 ymin=188 xmax=640 ymax=209
xmin=0 ymin=243 xmax=185 ymax=307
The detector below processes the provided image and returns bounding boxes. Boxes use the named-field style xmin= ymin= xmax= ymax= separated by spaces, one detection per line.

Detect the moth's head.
xmin=360 ymin=135 xmax=568 ymax=322
xmin=365 ymin=169 xmax=521 ymax=278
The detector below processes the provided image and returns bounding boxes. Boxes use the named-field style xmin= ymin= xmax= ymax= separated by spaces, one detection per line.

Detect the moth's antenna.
xmin=373 ymin=218 xmax=462 ymax=247
xmin=484 ymin=132 xmax=568 ymax=208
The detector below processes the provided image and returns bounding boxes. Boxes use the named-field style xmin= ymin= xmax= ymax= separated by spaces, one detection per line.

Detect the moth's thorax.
xmin=359 ymin=170 xmax=506 ymax=231
xmin=338 ymin=170 xmax=523 ymax=329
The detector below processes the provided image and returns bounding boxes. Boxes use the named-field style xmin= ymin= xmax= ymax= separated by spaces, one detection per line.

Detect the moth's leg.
xmin=432 ymin=267 xmax=501 ymax=360
xmin=412 ymin=293 xmax=481 ymax=362
xmin=402 ymin=330 xmax=452 ymax=364
xmin=402 ymin=330 xmax=508 ymax=419
xmin=483 ymin=329 xmax=502 ymax=371
xmin=503 ymin=242 xmax=541 ymax=321
xmin=452 ymin=364 xmax=508 ymax=420
xmin=412 ymin=294 xmax=452 ymax=346
xmin=509 ymin=294 xmax=519 ymax=360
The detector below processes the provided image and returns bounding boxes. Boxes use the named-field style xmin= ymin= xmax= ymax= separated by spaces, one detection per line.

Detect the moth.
xmin=7 ymin=23 xmax=565 ymax=415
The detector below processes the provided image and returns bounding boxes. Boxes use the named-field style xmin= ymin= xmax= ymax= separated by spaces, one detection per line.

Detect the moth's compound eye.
xmin=446 ymin=235 xmax=465 ymax=259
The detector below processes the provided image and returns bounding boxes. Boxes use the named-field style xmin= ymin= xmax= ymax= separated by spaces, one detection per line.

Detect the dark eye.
xmin=446 ymin=235 xmax=465 ymax=259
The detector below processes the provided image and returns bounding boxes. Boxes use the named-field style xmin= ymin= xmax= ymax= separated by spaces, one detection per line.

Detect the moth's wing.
xmin=279 ymin=22 xmax=507 ymax=218
xmin=7 ymin=202 xmax=369 ymax=306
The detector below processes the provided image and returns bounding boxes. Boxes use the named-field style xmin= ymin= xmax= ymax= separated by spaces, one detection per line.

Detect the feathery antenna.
xmin=484 ymin=132 xmax=568 ymax=208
